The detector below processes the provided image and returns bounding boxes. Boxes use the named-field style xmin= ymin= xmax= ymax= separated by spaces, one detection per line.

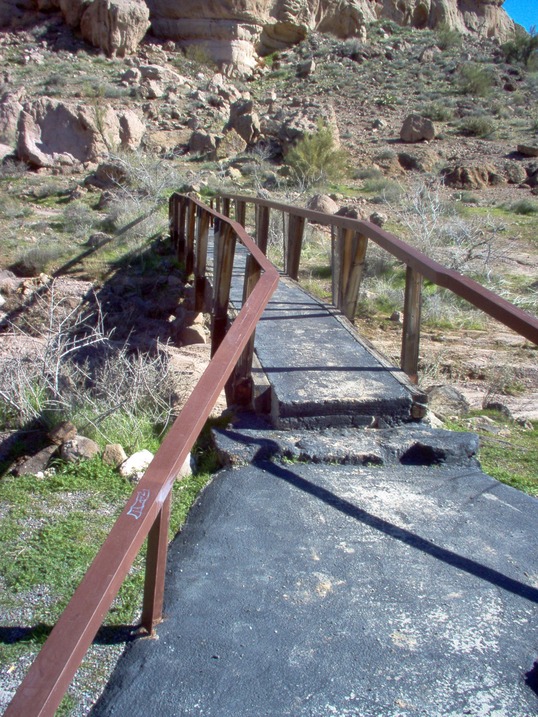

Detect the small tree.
xmin=503 ymin=26 xmax=538 ymax=67
xmin=286 ymin=121 xmax=348 ymax=190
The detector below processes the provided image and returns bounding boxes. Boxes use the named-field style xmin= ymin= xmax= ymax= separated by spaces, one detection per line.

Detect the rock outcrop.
xmin=17 ymin=98 xmax=145 ymax=168
xmin=0 ymin=1 xmax=515 ymax=72
xmin=33 ymin=0 xmax=150 ymax=57
xmin=147 ymin=0 xmax=515 ymax=73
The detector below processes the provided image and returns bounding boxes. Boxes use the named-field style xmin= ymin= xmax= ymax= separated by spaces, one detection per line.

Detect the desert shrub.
xmin=436 ymin=24 xmax=462 ymax=51
xmin=458 ymin=62 xmax=495 ymax=97
xmin=354 ymin=167 xmax=383 ymax=180
xmin=11 ymin=243 xmax=64 ymax=277
xmin=510 ymin=199 xmax=538 ymax=215
xmin=62 ymin=201 xmax=96 ymax=239
xmin=420 ymin=101 xmax=454 ymax=122
xmin=458 ymin=114 xmax=496 ymax=138
xmin=503 ymin=27 xmax=538 ymax=67
xmin=286 ymin=121 xmax=348 ymax=190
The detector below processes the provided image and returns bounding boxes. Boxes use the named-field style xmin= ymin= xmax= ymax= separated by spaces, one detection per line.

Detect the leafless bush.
xmin=0 ymin=283 xmax=177 ymax=446
xmin=388 ymin=179 xmax=503 ymax=273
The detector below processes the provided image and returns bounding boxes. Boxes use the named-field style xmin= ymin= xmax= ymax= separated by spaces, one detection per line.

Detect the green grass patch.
xmin=447 ymin=414 xmax=538 ymax=496
xmin=0 ymin=447 xmax=216 ymax=667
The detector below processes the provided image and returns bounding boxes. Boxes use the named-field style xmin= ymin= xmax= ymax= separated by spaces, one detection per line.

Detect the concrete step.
xmin=211 ymin=415 xmax=479 ymax=469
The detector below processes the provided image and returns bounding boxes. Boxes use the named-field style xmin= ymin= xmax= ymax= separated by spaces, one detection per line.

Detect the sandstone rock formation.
xmin=147 ymin=0 xmax=515 ymax=74
xmin=34 ymin=0 xmax=150 ymax=57
xmin=2 ymin=1 xmax=516 ymax=72
xmin=17 ymin=98 xmax=145 ymax=169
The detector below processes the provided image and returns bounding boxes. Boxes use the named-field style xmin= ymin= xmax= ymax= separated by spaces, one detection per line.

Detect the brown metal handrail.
xmin=218 ymin=193 xmax=538 ymax=382
xmin=5 ymin=195 xmax=279 ymax=717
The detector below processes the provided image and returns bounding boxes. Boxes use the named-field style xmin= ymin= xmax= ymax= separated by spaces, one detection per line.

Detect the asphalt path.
xmin=92 ymin=459 xmax=538 ymax=717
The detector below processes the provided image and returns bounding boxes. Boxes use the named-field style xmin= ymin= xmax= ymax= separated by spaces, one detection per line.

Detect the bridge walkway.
xmin=89 ymin=237 xmax=538 ymax=717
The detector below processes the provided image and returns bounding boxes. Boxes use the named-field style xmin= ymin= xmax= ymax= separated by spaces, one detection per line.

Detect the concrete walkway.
xmin=91 ymin=270 xmax=538 ymax=717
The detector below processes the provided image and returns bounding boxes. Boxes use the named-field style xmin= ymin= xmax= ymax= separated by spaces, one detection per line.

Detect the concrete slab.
xmin=91 ymin=461 xmax=538 ymax=717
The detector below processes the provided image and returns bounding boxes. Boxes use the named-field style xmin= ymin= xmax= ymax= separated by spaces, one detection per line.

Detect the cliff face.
xmin=147 ymin=0 xmax=515 ymax=72
xmin=7 ymin=1 xmax=515 ymax=72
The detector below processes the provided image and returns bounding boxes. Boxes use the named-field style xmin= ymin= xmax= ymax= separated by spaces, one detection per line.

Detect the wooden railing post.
xmin=401 ymin=266 xmax=423 ymax=384
xmin=195 ymin=207 xmax=211 ymax=312
xmin=227 ymin=254 xmax=262 ymax=405
xmin=255 ymin=204 xmax=270 ymax=255
xmin=169 ymin=194 xmax=179 ymax=250
xmin=185 ymin=200 xmax=196 ymax=276
xmin=222 ymin=197 xmax=231 ymax=218
xmin=211 ymin=219 xmax=236 ymax=357
xmin=175 ymin=196 xmax=187 ymax=266
xmin=343 ymin=234 xmax=368 ymax=321
xmin=141 ymin=493 xmax=171 ymax=635
xmin=235 ymin=199 xmax=246 ymax=228
xmin=285 ymin=213 xmax=305 ymax=281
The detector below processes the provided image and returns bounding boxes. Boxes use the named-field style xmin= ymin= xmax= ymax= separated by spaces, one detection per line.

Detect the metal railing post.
xmin=141 ymin=493 xmax=172 ymax=634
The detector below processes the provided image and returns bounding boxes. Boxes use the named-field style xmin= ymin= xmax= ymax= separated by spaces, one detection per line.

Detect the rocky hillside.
xmin=0 ymin=12 xmax=536 ymax=418
xmin=1 ymin=0 xmax=516 ymax=74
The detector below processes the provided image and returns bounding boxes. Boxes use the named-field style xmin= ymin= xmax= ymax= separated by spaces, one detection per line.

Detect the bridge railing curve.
xmin=217 ymin=193 xmax=538 ymax=383
xmin=4 ymin=194 xmax=279 ymax=717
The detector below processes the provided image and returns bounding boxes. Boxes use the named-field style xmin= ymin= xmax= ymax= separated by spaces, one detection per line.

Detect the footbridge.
xmin=5 ymin=194 xmax=538 ymax=716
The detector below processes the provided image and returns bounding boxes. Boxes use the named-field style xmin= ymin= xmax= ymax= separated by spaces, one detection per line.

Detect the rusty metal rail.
xmin=218 ymin=193 xmax=538 ymax=383
xmin=6 ymin=191 xmax=538 ymax=716
xmin=4 ymin=195 xmax=279 ymax=717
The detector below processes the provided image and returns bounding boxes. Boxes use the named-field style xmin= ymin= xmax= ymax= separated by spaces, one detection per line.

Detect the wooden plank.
xmin=211 ymin=222 xmax=237 ymax=357
xmin=401 ymin=266 xmax=423 ymax=384
xmin=195 ymin=209 xmax=211 ymax=312
xmin=285 ymin=213 xmax=305 ymax=281
xmin=255 ymin=204 xmax=270 ymax=255
xmin=342 ymin=234 xmax=368 ymax=321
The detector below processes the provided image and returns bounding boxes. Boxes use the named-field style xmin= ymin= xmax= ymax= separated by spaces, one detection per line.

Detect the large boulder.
xmin=17 ymin=99 xmax=145 ymax=169
xmin=400 ymin=114 xmax=436 ymax=143
xmin=80 ymin=0 xmax=150 ymax=56
xmin=226 ymin=98 xmax=260 ymax=144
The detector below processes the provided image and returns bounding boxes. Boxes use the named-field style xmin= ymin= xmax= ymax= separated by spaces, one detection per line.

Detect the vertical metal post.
xmin=141 ymin=492 xmax=171 ymax=635
xmin=227 ymin=254 xmax=262 ymax=405
xmin=169 ymin=194 xmax=179 ymax=249
xmin=176 ymin=196 xmax=187 ymax=266
xmin=401 ymin=266 xmax=423 ymax=384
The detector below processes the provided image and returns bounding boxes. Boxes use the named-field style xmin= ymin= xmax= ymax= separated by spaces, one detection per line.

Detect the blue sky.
xmin=502 ymin=0 xmax=537 ymax=31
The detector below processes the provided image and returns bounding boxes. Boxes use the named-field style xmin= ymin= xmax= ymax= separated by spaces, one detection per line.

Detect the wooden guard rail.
xmin=5 ymin=195 xmax=279 ymax=717
xmin=6 ymin=192 xmax=538 ymax=716
xmin=216 ymin=193 xmax=538 ymax=382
